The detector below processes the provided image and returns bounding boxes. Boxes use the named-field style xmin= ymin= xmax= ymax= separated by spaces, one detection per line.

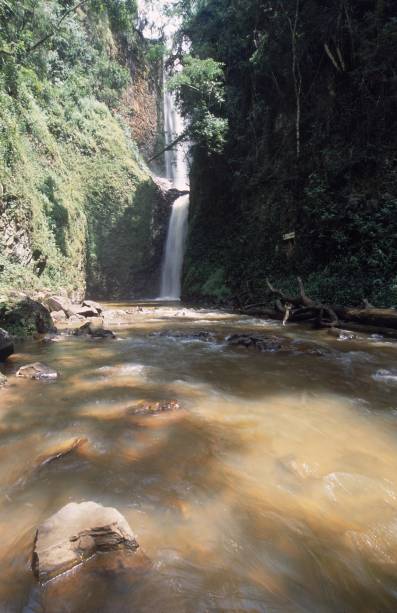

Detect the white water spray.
xmin=159 ymin=77 xmax=189 ymax=300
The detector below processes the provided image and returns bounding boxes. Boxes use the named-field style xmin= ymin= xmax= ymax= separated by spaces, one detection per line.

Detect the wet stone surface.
xmin=16 ymin=362 xmax=59 ymax=380
xmin=127 ymin=400 xmax=181 ymax=416
xmin=33 ymin=502 xmax=140 ymax=583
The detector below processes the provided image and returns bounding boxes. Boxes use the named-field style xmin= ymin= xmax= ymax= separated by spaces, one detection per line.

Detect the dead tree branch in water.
xmin=266 ymin=277 xmax=339 ymax=327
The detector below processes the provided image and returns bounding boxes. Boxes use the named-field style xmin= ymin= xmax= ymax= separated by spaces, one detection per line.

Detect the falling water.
xmin=159 ymin=76 xmax=189 ymax=300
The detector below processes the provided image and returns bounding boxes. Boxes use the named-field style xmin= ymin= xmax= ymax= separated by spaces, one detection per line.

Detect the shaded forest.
xmin=169 ymin=0 xmax=397 ymax=307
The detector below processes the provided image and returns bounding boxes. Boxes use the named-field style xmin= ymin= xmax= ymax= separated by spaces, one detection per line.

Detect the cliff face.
xmin=0 ymin=2 xmax=166 ymax=301
xmin=181 ymin=0 xmax=397 ymax=307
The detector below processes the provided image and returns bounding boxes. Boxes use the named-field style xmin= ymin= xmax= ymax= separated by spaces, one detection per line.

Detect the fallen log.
xmin=266 ymin=277 xmax=339 ymax=327
xmin=335 ymin=307 xmax=397 ymax=330
xmin=263 ymin=277 xmax=397 ymax=331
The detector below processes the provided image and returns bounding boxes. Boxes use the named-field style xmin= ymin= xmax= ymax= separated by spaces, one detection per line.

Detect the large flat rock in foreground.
xmin=33 ymin=501 xmax=139 ymax=583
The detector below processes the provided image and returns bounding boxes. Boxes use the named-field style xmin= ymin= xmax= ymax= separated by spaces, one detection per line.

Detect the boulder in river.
xmin=0 ymin=328 xmax=14 ymax=361
xmin=73 ymin=305 xmax=100 ymax=318
xmin=73 ymin=321 xmax=115 ymax=339
xmin=16 ymin=362 xmax=59 ymax=380
xmin=82 ymin=299 xmax=103 ymax=314
xmin=32 ymin=501 xmax=140 ymax=583
xmin=226 ymin=333 xmax=283 ymax=351
xmin=46 ymin=295 xmax=72 ymax=317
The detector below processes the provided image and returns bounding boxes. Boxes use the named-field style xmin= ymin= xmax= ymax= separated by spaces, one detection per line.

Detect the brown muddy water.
xmin=1 ymin=304 xmax=397 ymax=612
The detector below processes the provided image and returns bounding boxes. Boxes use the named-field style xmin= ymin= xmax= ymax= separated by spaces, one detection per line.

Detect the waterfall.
xmin=159 ymin=78 xmax=189 ymax=300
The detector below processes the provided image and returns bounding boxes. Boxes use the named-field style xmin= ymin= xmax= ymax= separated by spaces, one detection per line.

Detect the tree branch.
xmin=147 ymin=131 xmax=187 ymax=163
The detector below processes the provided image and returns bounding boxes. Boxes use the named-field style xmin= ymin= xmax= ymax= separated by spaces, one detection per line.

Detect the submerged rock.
xmin=36 ymin=437 xmax=88 ymax=467
xmin=17 ymin=362 xmax=59 ymax=380
xmin=91 ymin=328 xmax=116 ymax=339
xmin=153 ymin=330 xmax=217 ymax=342
xmin=226 ymin=333 xmax=283 ymax=351
xmin=225 ymin=333 xmax=330 ymax=356
xmin=128 ymin=400 xmax=181 ymax=416
xmin=32 ymin=501 xmax=140 ymax=583
xmin=0 ymin=327 xmax=14 ymax=361
xmin=327 ymin=328 xmax=356 ymax=341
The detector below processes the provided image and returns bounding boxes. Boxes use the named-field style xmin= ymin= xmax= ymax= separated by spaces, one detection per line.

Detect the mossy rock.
xmin=0 ymin=298 xmax=54 ymax=336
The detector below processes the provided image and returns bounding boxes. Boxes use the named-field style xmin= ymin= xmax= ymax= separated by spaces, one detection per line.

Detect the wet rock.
xmin=38 ymin=549 xmax=151 ymax=613
xmin=16 ymin=362 xmax=59 ymax=380
xmin=327 ymin=328 xmax=356 ymax=341
xmin=36 ymin=437 xmax=88 ymax=467
xmin=128 ymin=400 xmax=181 ymax=416
xmin=73 ymin=305 xmax=100 ymax=318
xmin=46 ymin=295 xmax=72 ymax=317
xmin=225 ymin=333 xmax=330 ymax=356
xmin=32 ymin=501 xmax=140 ymax=583
xmin=226 ymin=334 xmax=283 ymax=351
xmin=73 ymin=321 xmax=115 ymax=339
xmin=0 ymin=327 xmax=14 ymax=361
xmin=11 ymin=438 xmax=89 ymax=491
xmin=289 ymin=340 xmax=331 ymax=356
xmin=91 ymin=328 xmax=116 ymax=339
xmin=50 ymin=309 xmax=67 ymax=322
xmin=0 ymin=372 xmax=7 ymax=386
xmin=82 ymin=299 xmax=103 ymax=314
xmin=73 ymin=321 xmax=92 ymax=336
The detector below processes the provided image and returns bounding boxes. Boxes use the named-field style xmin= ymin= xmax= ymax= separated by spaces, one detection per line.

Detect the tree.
xmin=168 ymin=55 xmax=228 ymax=153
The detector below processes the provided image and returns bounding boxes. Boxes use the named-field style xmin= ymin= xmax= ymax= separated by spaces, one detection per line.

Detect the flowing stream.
xmin=159 ymin=77 xmax=189 ymax=300
xmin=1 ymin=304 xmax=397 ymax=611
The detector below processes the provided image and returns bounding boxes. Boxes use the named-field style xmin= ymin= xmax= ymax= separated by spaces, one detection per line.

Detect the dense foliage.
xmin=0 ymin=0 xmax=164 ymax=299
xmin=171 ymin=0 xmax=397 ymax=306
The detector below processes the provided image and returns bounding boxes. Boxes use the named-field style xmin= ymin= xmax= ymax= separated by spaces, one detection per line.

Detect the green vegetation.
xmin=168 ymin=55 xmax=227 ymax=152
xmin=0 ymin=0 xmax=163 ymax=300
xmin=170 ymin=0 xmax=397 ymax=306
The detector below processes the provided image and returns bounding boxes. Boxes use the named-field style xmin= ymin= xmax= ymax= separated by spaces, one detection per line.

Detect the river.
xmin=1 ymin=303 xmax=397 ymax=612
